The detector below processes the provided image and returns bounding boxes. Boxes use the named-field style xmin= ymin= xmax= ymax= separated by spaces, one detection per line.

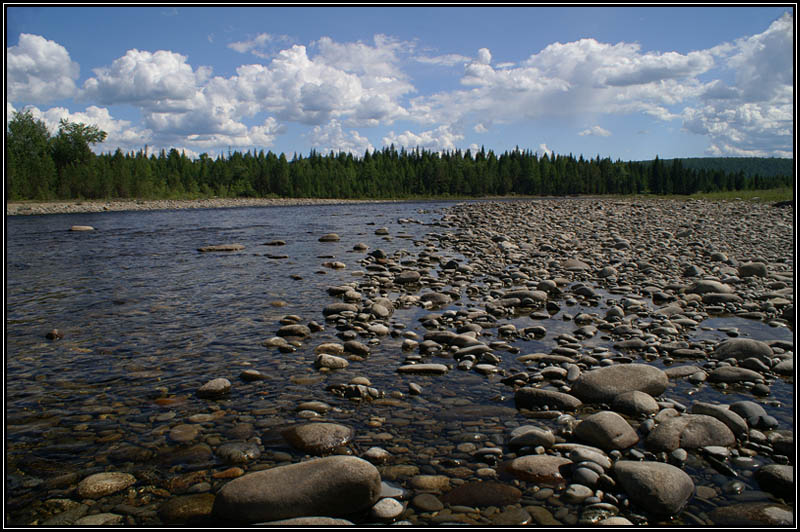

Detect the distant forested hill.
xmin=653 ymin=157 xmax=794 ymax=178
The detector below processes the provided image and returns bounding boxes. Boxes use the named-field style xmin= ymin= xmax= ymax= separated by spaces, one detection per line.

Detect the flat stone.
xmin=707 ymin=366 xmax=764 ymax=383
xmin=440 ymin=481 xmax=522 ymax=507
xmin=687 ymin=280 xmax=734 ymax=294
xmin=169 ymin=424 xmax=200 ymax=443
xmin=508 ymin=425 xmax=556 ymax=449
xmin=709 ymin=502 xmax=794 ymax=526
xmin=74 ymin=513 xmax=124 ymax=526
xmin=256 ymin=517 xmax=355 ymax=525
xmin=197 ymin=243 xmax=245 ymax=252
xmin=504 ymin=455 xmax=572 ymax=486
xmin=515 ymin=387 xmax=582 ymax=411
xmin=412 ymin=493 xmax=444 ymax=512
xmin=212 ymin=456 xmax=381 ymax=523
xmin=77 ymin=472 xmax=136 ymax=499
xmin=276 ymin=324 xmax=312 ymax=338
xmin=409 ymin=474 xmax=450 ymax=492
xmin=158 ymin=493 xmax=216 ymax=524
xmin=492 ymin=507 xmax=532 ymax=525
xmin=397 ymin=363 xmax=449 ymax=375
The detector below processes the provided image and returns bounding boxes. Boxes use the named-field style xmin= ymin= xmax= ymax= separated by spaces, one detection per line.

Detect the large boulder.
xmin=712 ymin=338 xmax=773 ymax=365
xmin=571 ymin=364 xmax=668 ymax=403
xmin=709 ymin=502 xmax=794 ymax=526
xmin=645 ymin=414 xmax=736 ymax=451
xmin=574 ymin=411 xmax=639 ymax=451
xmin=212 ymin=456 xmax=381 ymax=523
xmin=613 ymin=461 xmax=694 ymax=517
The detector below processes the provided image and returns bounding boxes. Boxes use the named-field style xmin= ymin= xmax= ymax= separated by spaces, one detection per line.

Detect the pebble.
xmin=196 ymin=378 xmax=231 ymax=398
xmin=370 ymin=497 xmax=404 ymax=521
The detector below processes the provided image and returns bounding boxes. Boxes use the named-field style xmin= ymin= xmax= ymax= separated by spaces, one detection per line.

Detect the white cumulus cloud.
xmin=681 ymin=12 xmax=793 ymax=156
xmin=308 ymin=119 xmax=374 ymax=155
xmin=382 ymin=125 xmax=463 ymax=152
xmin=81 ymin=49 xmax=212 ymax=108
xmin=7 ymin=33 xmax=80 ymax=103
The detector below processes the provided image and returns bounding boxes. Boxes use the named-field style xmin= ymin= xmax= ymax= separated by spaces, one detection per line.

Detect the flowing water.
xmin=4 ymin=201 xmax=794 ymax=525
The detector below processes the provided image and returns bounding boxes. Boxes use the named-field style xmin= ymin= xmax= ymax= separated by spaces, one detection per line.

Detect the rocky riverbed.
xmin=5 ymin=198 xmax=795 ymax=526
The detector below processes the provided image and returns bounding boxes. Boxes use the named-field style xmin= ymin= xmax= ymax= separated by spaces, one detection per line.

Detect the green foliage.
xmin=50 ymin=119 xmax=107 ymax=172
xmin=6 ymin=130 xmax=794 ymax=202
xmin=5 ymin=110 xmax=57 ymax=200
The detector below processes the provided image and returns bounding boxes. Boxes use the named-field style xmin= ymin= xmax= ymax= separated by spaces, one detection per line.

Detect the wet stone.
xmin=412 ymin=493 xmax=444 ymax=512
xmin=196 ymin=378 xmax=231 ymax=399
xmin=216 ymin=442 xmax=262 ymax=465
xmin=158 ymin=493 xmax=216 ymax=524
xmin=76 ymin=472 xmax=136 ymax=499
xmin=440 ymin=481 xmax=522 ymax=507
xmin=281 ymin=423 xmax=354 ymax=455
xmin=370 ymin=497 xmax=404 ymax=521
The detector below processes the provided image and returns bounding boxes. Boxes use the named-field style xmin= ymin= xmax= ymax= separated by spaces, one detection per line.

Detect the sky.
xmin=5 ymin=5 xmax=795 ymax=161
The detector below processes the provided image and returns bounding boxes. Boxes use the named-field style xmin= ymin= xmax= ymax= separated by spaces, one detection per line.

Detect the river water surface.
xmin=5 ymin=201 xmax=794 ymax=526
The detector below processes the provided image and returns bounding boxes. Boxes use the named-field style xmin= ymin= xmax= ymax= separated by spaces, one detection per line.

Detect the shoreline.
xmin=6 ymin=192 xmax=792 ymax=216
xmin=5 ymin=197 xmax=406 ymax=216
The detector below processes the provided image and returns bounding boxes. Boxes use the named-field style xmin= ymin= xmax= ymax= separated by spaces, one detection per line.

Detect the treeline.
xmin=662 ymin=157 xmax=795 ymax=179
xmin=5 ymin=111 xmax=794 ymax=201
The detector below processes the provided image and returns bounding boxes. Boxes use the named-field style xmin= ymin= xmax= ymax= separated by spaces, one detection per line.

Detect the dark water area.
xmin=4 ymin=201 xmax=795 ymax=526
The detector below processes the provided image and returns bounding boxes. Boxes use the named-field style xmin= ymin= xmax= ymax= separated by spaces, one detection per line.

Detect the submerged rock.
xmin=281 ymin=423 xmax=354 ymax=455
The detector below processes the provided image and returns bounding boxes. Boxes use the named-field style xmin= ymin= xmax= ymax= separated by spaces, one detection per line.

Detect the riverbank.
xmin=5 ymin=188 xmax=793 ymax=216
xmin=5 ymin=197 xmax=399 ymax=216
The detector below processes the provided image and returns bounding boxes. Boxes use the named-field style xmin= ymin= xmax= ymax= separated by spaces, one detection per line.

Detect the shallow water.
xmin=4 ymin=201 xmax=794 ymax=525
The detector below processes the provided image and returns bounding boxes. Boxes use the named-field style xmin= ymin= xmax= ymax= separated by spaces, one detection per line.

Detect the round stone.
xmin=77 ymin=472 xmax=136 ymax=499
xmin=574 ymin=411 xmax=639 ymax=451
xmin=412 ymin=493 xmax=444 ymax=512
xmin=281 ymin=423 xmax=353 ymax=455
xmin=197 ymin=378 xmax=231 ymax=398
xmin=572 ymin=364 xmax=668 ymax=403
xmin=370 ymin=497 xmax=404 ymax=521
xmin=613 ymin=460 xmax=694 ymax=517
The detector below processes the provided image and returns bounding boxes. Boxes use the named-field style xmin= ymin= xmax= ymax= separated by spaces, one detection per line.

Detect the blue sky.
xmin=6 ymin=5 xmax=794 ymax=161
